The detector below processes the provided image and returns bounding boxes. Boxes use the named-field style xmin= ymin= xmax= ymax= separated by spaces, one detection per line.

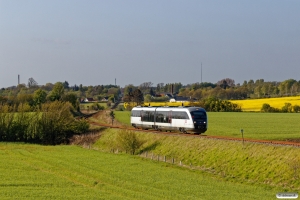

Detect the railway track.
xmin=90 ymin=122 xmax=300 ymax=148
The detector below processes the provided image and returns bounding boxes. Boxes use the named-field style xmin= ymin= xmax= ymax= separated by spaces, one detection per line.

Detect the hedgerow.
xmin=0 ymin=101 xmax=89 ymax=144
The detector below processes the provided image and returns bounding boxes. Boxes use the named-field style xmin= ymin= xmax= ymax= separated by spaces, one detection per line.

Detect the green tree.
xmin=62 ymin=93 xmax=78 ymax=110
xmin=109 ymin=110 xmax=115 ymax=125
xmin=39 ymin=101 xmax=74 ymax=145
xmin=144 ymin=94 xmax=152 ymax=102
xmin=49 ymin=82 xmax=64 ymax=101
xmin=261 ymin=103 xmax=271 ymax=112
xmin=63 ymin=81 xmax=69 ymax=89
xmin=293 ymin=105 xmax=300 ymax=113
xmin=33 ymin=89 xmax=47 ymax=106
xmin=282 ymin=103 xmax=293 ymax=113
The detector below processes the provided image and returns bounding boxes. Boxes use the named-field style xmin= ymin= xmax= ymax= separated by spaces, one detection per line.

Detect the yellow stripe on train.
xmin=123 ymin=102 xmax=202 ymax=109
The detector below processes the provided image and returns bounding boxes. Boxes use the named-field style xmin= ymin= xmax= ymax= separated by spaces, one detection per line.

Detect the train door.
xmin=140 ymin=110 xmax=144 ymax=127
xmin=168 ymin=110 xmax=172 ymax=129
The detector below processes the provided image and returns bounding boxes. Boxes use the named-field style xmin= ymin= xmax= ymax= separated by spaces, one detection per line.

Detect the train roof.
xmin=132 ymin=106 xmax=206 ymax=112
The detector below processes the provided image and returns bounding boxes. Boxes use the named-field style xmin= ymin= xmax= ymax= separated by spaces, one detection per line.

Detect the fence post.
xmin=172 ymin=158 xmax=174 ymax=164
xmin=164 ymin=156 xmax=166 ymax=162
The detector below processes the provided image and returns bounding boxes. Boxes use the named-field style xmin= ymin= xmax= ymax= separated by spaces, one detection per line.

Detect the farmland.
xmin=0 ymin=143 xmax=279 ymax=200
xmin=230 ymin=96 xmax=300 ymax=112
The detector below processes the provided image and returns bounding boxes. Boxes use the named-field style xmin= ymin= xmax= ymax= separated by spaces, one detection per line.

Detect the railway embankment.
xmin=93 ymin=128 xmax=300 ymax=191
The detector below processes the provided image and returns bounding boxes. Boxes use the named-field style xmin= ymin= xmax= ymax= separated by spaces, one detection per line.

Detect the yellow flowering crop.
xmin=230 ymin=96 xmax=300 ymax=112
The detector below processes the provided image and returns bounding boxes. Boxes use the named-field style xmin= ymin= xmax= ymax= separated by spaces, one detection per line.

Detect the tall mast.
xmin=201 ymin=63 xmax=202 ymax=83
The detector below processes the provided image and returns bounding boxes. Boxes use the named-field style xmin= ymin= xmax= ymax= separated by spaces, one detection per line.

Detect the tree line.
xmin=261 ymin=103 xmax=300 ymax=113
xmin=1 ymin=78 xmax=300 ymax=112
xmin=1 ymin=81 xmax=121 ymax=107
xmin=121 ymin=78 xmax=300 ymax=102
xmin=0 ymin=101 xmax=89 ymax=144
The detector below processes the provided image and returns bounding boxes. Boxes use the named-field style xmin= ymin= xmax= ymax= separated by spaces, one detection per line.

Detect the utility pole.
xmin=201 ymin=63 xmax=202 ymax=83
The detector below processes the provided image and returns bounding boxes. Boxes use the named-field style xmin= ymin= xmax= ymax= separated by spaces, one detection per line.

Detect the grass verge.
xmin=94 ymin=128 xmax=300 ymax=191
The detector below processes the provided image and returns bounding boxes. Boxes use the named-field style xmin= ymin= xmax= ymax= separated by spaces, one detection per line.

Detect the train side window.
xmin=131 ymin=110 xmax=140 ymax=117
xmin=182 ymin=112 xmax=189 ymax=119
xmin=142 ymin=111 xmax=155 ymax=122
xmin=156 ymin=111 xmax=169 ymax=123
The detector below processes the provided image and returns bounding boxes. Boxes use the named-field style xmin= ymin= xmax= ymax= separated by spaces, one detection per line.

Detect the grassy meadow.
xmin=230 ymin=96 xmax=300 ymax=112
xmin=114 ymin=111 xmax=300 ymax=141
xmin=0 ymin=143 xmax=280 ymax=200
xmin=95 ymin=129 xmax=300 ymax=192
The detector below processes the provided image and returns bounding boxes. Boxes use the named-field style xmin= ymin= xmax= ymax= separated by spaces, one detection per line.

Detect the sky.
xmin=1 ymin=0 xmax=300 ymax=88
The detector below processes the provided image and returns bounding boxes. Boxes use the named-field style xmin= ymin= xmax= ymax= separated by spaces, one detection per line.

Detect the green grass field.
xmin=114 ymin=111 xmax=131 ymax=126
xmin=206 ymin=112 xmax=300 ymax=140
xmin=114 ymin=111 xmax=300 ymax=140
xmin=0 ymin=143 xmax=280 ymax=200
xmin=95 ymin=128 xmax=300 ymax=192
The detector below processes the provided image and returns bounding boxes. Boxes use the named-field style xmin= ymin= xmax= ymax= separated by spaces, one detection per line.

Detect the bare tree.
xmin=139 ymin=82 xmax=153 ymax=94
xmin=217 ymin=78 xmax=235 ymax=89
xmin=28 ymin=78 xmax=38 ymax=88
xmin=156 ymin=83 xmax=164 ymax=94
xmin=132 ymin=89 xmax=144 ymax=106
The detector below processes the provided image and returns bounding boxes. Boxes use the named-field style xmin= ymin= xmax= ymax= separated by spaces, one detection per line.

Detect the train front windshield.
xmin=190 ymin=111 xmax=206 ymax=120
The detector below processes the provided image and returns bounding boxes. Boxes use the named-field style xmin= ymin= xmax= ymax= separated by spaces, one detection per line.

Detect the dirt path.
xmin=88 ymin=110 xmax=124 ymax=127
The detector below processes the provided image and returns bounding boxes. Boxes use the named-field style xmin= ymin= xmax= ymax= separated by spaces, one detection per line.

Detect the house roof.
xmin=171 ymin=96 xmax=190 ymax=101
xmin=85 ymin=98 xmax=94 ymax=101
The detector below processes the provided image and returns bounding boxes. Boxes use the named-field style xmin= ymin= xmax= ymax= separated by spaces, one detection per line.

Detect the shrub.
xmin=116 ymin=130 xmax=145 ymax=155
xmin=91 ymin=103 xmax=104 ymax=111
xmin=71 ymin=118 xmax=90 ymax=134
xmin=261 ymin=103 xmax=271 ymax=112
xmin=260 ymin=103 xmax=281 ymax=113
xmin=201 ymin=97 xmax=242 ymax=112
xmin=293 ymin=105 xmax=300 ymax=113
xmin=282 ymin=103 xmax=293 ymax=113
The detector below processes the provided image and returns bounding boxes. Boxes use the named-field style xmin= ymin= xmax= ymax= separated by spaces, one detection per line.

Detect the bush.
xmin=115 ymin=105 xmax=124 ymax=111
xmin=0 ymin=101 xmax=90 ymax=144
xmin=71 ymin=118 xmax=90 ymax=134
xmin=116 ymin=130 xmax=145 ymax=155
xmin=91 ymin=103 xmax=104 ymax=111
xmin=201 ymin=97 xmax=242 ymax=112
xmin=293 ymin=105 xmax=300 ymax=113
xmin=261 ymin=103 xmax=271 ymax=112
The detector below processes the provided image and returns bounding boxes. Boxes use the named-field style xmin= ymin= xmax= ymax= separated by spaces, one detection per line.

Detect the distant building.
xmin=83 ymin=98 xmax=95 ymax=102
xmin=101 ymin=97 xmax=109 ymax=102
xmin=169 ymin=96 xmax=190 ymax=102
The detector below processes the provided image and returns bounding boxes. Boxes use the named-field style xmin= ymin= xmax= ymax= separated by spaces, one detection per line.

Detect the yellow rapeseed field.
xmin=230 ymin=96 xmax=300 ymax=111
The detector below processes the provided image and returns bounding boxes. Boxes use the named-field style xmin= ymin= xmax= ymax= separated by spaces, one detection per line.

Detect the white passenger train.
xmin=131 ymin=106 xmax=207 ymax=134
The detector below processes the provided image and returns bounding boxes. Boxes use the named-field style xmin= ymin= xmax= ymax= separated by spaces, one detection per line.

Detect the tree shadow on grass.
xmin=139 ymin=141 xmax=161 ymax=154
